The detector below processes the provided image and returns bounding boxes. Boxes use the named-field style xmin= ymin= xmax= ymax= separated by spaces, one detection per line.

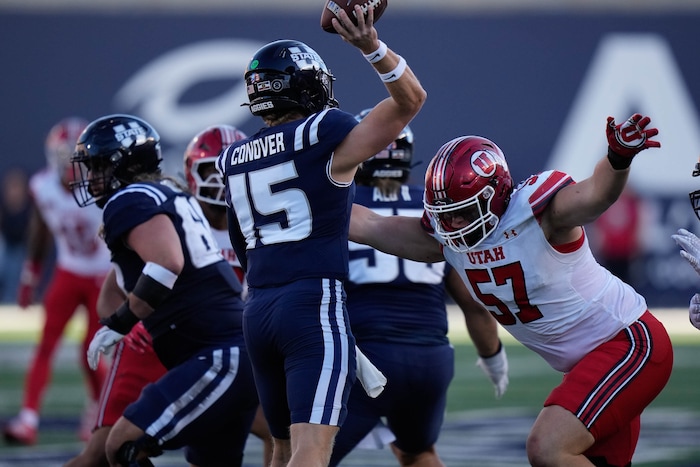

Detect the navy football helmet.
xmin=245 ymin=39 xmax=338 ymax=117
xmin=70 ymin=114 xmax=162 ymax=208
xmin=354 ymin=108 xmax=414 ymax=185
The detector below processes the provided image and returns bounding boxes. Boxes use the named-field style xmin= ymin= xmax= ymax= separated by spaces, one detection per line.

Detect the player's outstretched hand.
xmin=689 ymin=293 xmax=700 ymax=330
xmin=332 ymin=5 xmax=379 ymax=54
xmin=87 ymin=326 xmax=125 ymax=370
xmin=672 ymin=228 xmax=700 ymax=277
xmin=606 ymin=113 xmax=660 ymax=159
xmin=476 ymin=343 xmax=509 ymax=399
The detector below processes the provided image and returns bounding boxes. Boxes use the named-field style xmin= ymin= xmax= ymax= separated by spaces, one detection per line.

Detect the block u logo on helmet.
xmin=471 ymin=150 xmax=500 ymax=178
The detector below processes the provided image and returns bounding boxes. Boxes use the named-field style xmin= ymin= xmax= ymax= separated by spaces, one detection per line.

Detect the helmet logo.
xmin=250 ymin=101 xmax=274 ymax=113
xmin=471 ymin=150 xmax=499 ymax=177
xmin=250 ymin=59 xmax=260 ymax=70
xmin=372 ymin=169 xmax=403 ymax=178
xmin=114 ymin=122 xmax=147 ymax=147
xmin=288 ymin=46 xmax=323 ymax=70
xmin=271 ymin=80 xmax=284 ymax=91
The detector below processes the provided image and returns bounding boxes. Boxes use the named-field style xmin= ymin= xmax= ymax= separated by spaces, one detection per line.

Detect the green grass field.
xmin=1 ymin=306 xmax=699 ymax=466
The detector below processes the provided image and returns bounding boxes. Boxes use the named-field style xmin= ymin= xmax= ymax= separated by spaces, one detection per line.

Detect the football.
xmin=320 ymin=0 xmax=388 ymax=34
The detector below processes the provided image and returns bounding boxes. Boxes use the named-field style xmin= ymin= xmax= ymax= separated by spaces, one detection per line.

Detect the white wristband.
xmin=363 ymin=40 xmax=387 ymax=64
xmin=379 ymin=56 xmax=407 ymax=83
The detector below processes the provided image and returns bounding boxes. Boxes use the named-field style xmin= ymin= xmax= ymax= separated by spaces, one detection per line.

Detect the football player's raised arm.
xmin=546 ymin=113 xmax=660 ymax=233
xmin=331 ymin=5 xmax=427 ymax=181
xmin=547 ymin=158 xmax=629 ymax=232
xmin=349 ymin=203 xmax=443 ymax=263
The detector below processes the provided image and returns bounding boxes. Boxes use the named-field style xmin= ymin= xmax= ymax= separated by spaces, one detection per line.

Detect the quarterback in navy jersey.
xmin=330 ymin=115 xmax=507 ymax=466
xmin=216 ymin=7 xmax=427 ymax=467
xmin=70 ymin=114 xmax=259 ymax=467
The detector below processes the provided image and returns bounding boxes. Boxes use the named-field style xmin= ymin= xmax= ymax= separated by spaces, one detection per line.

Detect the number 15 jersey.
xmin=217 ymin=109 xmax=358 ymax=288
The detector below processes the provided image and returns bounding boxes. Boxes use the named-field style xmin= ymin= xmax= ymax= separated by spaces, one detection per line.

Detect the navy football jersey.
xmin=216 ymin=108 xmax=358 ymax=287
xmin=102 ymin=180 xmax=245 ymax=367
xmin=347 ymin=184 xmax=450 ymax=345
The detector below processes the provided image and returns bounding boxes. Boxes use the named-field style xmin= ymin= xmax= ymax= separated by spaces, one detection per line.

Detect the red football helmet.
xmin=424 ymin=136 xmax=513 ymax=252
xmin=183 ymin=125 xmax=247 ymax=206
xmin=45 ymin=117 xmax=89 ymax=179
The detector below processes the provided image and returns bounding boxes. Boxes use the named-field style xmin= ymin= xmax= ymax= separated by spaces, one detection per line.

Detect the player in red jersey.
xmin=350 ymin=114 xmax=673 ymax=467
xmin=3 ymin=117 xmax=111 ymax=446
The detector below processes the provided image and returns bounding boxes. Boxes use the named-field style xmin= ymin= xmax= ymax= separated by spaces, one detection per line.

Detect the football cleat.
xmin=3 ymin=417 xmax=37 ymax=446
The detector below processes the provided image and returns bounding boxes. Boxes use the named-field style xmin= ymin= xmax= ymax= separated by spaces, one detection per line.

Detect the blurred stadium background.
xmin=2 ymin=0 xmax=700 ymax=305
xmin=1 ymin=0 xmax=700 ymax=465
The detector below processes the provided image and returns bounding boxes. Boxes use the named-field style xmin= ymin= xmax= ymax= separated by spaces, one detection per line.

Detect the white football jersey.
xmin=437 ymin=170 xmax=647 ymax=372
xmin=211 ymin=227 xmax=241 ymax=270
xmin=29 ymin=169 xmax=111 ymax=276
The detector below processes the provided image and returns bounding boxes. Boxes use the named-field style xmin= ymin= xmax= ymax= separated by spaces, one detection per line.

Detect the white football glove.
xmin=87 ymin=326 xmax=125 ymax=370
xmin=689 ymin=293 xmax=700 ymax=330
xmin=476 ymin=344 xmax=509 ymax=399
xmin=672 ymin=228 xmax=700 ymax=277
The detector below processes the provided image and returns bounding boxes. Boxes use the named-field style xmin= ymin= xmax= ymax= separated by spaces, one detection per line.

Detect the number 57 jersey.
xmin=437 ymin=170 xmax=648 ymax=373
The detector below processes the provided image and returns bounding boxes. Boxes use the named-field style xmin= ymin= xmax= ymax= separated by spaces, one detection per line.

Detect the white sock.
xmin=19 ymin=408 xmax=39 ymax=429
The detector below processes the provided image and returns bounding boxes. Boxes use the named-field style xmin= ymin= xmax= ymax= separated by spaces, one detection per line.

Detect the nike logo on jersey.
xmin=466 ymin=246 xmax=505 ymax=265
xmin=228 ymin=132 xmax=285 ymax=165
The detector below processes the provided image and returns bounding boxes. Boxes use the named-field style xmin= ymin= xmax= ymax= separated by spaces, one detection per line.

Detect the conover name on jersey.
xmin=229 ymin=132 xmax=286 ymax=165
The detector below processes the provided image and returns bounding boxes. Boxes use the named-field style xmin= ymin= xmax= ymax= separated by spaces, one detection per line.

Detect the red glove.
xmin=123 ymin=322 xmax=154 ymax=355
xmin=17 ymin=260 xmax=41 ymax=309
xmin=605 ymin=113 xmax=660 ymax=169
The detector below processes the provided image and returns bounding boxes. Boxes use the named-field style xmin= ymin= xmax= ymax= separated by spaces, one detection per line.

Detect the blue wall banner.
xmin=2 ymin=11 xmax=699 ymax=306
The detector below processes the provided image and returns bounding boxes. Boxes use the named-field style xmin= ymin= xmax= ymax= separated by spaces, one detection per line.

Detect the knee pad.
xmin=115 ymin=440 xmax=139 ymax=466
xmin=115 ymin=434 xmax=162 ymax=466
xmin=134 ymin=434 xmax=163 ymax=458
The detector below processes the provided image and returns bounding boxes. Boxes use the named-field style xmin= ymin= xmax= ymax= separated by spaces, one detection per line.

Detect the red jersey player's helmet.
xmin=45 ymin=117 xmax=89 ymax=181
xmin=183 ymin=125 xmax=247 ymax=206
xmin=424 ymin=136 xmax=513 ymax=252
